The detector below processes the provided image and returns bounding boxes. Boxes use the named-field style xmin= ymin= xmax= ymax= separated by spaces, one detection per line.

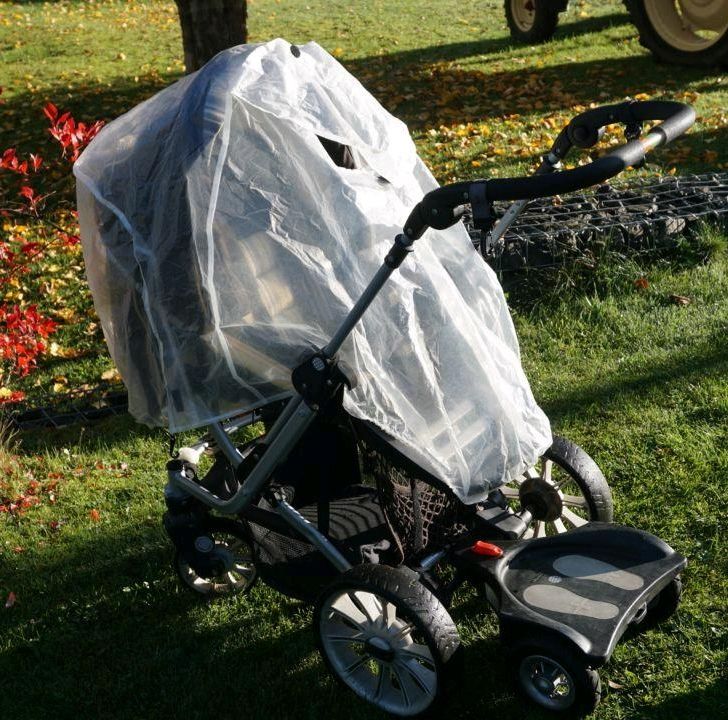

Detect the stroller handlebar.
xmin=403 ymin=100 xmax=695 ymax=241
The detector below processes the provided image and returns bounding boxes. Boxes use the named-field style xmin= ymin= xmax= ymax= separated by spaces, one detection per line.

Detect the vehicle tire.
xmin=513 ymin=639 xmax=601 ymax=716
xmin=644 ymin=575 xmax=683 ymax=626
xmin=624 ymin=0 xmax=728 ymax=66
xmin=500 ymin=436 xmax=613 ymax=538
xmin=174 ymin=517 xmax=258 ymax=598
xmin=505 ymin=0 xmax=561 ymax=44
xmin=314 ymin=564 xmax=461 ymax=717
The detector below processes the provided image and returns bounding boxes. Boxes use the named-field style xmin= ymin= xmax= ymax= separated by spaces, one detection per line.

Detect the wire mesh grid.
xmin=467 ymin=172 xmax=728 ymax=273
xmin=5 ymin=382 xmax=128 ymax=430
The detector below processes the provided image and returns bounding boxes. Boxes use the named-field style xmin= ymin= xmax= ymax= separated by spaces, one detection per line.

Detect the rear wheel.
xmin=500 ymin=436 xmax=613 ymax=538
xmin=505 ymin=0 xmax=562 ymax=43
xmin=314 ymin=564 xmax=461 ymax=717
xmin=625 ymin=0 xmax=728 ymax=66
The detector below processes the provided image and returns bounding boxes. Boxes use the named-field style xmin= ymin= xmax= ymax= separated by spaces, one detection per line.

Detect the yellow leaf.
xmin=101 ymin=368 xmax=121 ymax=382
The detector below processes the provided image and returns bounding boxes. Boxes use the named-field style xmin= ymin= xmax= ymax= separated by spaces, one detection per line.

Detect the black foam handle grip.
xmin=633 ymin=100 xmax=696 ymax=145
xmin=403 ymin=101 xmax=695 ymax=235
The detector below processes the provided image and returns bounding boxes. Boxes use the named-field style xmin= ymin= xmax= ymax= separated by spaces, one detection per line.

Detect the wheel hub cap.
xmin=644 ymin=0 xmax=728 ymax=52
xmin=511 ymin=0 xmax=536 ymax=32
xmin=519 ymin=476 xmax=563 ymax=522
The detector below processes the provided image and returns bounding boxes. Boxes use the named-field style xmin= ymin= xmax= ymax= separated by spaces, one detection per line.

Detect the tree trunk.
xmin=175 ymin=0 xmax=247 ymax=74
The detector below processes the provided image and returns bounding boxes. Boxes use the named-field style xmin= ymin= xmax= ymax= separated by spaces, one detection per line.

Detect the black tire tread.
xmin=545 ymin=436 xmax=614 ymax=523
xmin=314 ymin=564 xmax=461 ymax=715
xmin=644 ymin=575 xmax=683 ymax=627
xmin=505 ymin=0 xmax=561 ymax=44
xmin=623 ymin=0 xmax=728 ymax=67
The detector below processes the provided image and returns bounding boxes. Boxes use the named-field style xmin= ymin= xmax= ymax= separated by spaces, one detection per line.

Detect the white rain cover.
xmin=74 ymin=39 xmax=551 ymax=504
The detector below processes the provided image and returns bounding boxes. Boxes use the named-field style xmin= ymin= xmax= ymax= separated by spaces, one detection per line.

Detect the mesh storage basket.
xmin=359 ymin=435 xmax=471 ymax=563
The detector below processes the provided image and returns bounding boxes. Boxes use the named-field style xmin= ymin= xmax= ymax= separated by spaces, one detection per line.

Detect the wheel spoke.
xmin=373 ymin=662 xmax=386 ymax=702
xmin=562 ymin=507 xmax=588 ymax=527
xmin=541 ymin=459 xmax=553 ymax=485
xmin=342 ymin=655 xmax=369 ymax=678
xmin=383 ymin=601 xmax=398 ymax=629
xmin=500 ymin=485 xmax=520 ymax=498
xmin=326 ymin=633 xmax=367 ymax=645
xmin=393 ymin=622 xmax=415 ymax=642
xmin=330 ymin=594 xmax=370 ymax=629
xmin=391 ymin=665 xmax=412 ymax=708
xmin=398 ymin=642 xmax=434 ymax=665
xmin=552 ymin=518 xmax=567 ymax=534
xmin=561 ymin=494 xmax=588 ymax=508
xmin=397 ymin=657 xmax=436 ymax=697
xmin=352 ymin=591 xmax=383 ymax=624
xmin=535 ymin=521 xmax=546 ymax=538
xmin=233 ymin=561 xmax=255 ymax=575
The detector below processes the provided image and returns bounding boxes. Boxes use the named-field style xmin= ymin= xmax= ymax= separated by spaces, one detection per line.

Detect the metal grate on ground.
xmin=6 ymin=382 xmax=128 ymax=430
xmin=467 ymin=172 xmax=728 ymax=273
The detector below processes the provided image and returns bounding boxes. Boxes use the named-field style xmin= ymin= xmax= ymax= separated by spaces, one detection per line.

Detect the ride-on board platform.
xmin=456 ymin=523 xmax=687 ymax=667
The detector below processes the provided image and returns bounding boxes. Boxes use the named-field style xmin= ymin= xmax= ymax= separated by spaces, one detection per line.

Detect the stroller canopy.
xmin=74 ymin=39 xmax=551 ymax=503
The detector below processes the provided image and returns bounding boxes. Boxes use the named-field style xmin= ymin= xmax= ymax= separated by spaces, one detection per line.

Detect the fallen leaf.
xmin=89 ymin=508 xmax=100 ymax=522
xmin=608 ymin=680 xmax=625 ymax=690
xmin=5 ymin=592 xmax=16 ymax=609
xmin=634 ymin=277 xmax=649 ymax=290
xmin=669 ymin=294 xmax=691 ymax=306
xmin=101 ymin=368 xmax=121 ymax=382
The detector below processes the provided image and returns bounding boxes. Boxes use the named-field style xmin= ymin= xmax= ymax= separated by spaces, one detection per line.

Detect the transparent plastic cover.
xmin=74 ymin=39 xmax=551 ymax=503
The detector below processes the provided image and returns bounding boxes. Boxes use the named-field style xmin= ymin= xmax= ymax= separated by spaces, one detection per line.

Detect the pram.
xmin=74 ymin=40 xmax=694 ymax=717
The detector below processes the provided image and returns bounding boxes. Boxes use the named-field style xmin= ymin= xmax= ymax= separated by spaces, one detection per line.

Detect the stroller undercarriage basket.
xmin=357 ymin=425 xmax=473 ymax=564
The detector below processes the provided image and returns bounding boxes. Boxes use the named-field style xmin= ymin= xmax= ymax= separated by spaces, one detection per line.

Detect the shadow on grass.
xmin=542 ymin=329 xmax=728 ymax=425
xmin=0 ymin=510 xmax=532 ymax=720
xmin=351 ymin=11 xmax=631 ymax=67
xmin=625 ymin=679 xmax=728 ymax=720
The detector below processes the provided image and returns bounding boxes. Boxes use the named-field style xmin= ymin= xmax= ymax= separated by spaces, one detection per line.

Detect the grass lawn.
xmin=1 ymin=1 xmax=727 ymax=719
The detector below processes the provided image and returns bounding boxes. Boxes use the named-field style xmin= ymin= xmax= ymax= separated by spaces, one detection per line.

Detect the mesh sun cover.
xmin=73 ymin=39 xmax=551 ymax=503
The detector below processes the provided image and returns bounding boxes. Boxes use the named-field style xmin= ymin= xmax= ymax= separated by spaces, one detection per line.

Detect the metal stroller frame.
xmin=164 ymin=99 xmax=694 ymax=717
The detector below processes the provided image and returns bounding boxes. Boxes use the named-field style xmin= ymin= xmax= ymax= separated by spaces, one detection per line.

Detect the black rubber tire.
xmin=644 ymin=575 xmax=683 ymax=627
xmin=505 ymin=0 xmax=561 ymax=44
xmin=624 ymin=0 xmax=728 ymax=67
xmin=544 ymin=436 xmax=614 ymax=523
xmin=174 ymin=516 xmax=258 ymax=598
xmin=513 ymin=639 xmax=601 ymax=716
xmin=314 ymin=564 xmax=461 ymax=717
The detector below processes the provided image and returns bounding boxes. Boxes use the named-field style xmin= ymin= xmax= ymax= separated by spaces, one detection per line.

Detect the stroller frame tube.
xmin=323 ymin=260 xmax=400 ymax=358
xmin=169 ymin=239 xmax=415 ymax=572
xmin=170 ymin=395 xmax=318 ymax=513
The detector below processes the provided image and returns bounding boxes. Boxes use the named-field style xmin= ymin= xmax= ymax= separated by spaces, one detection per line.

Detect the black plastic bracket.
xmin=470 ymin=181 xmax=495 ymax=237
xmin=291 ymin=351 xmax=357 ymax=409
xmin=385 ymin=233 xmax=415 ymax=268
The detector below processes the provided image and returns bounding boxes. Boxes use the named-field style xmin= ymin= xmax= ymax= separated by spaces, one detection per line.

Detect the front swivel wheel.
xmin=174 ymin=517 xmax=257 ymax=598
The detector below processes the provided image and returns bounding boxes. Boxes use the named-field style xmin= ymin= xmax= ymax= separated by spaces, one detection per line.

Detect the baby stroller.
xmin=74 ymin=40 xmax=694 ymax=717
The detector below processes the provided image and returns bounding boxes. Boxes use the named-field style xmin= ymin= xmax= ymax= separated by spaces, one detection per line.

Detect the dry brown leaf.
xmin=669 ymin=294 xmax=691 ymax=306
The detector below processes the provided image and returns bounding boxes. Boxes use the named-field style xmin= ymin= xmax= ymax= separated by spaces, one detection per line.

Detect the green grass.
xmin=1 ymin=1 xmax=727 ymax=719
